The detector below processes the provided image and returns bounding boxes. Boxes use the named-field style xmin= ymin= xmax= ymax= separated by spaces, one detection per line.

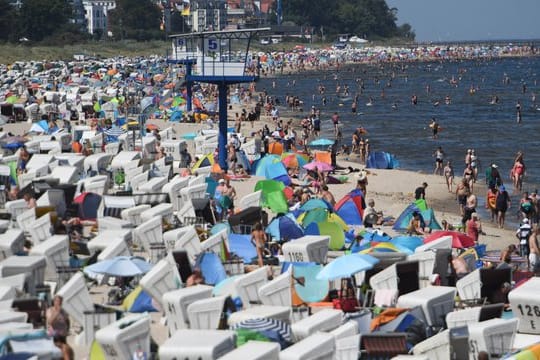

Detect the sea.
xmin=258 ymin=55 xmax=540 ymax=223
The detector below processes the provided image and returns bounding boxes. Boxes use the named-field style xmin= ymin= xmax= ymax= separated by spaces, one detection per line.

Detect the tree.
xmin=109 ymin=0 xmax=162 ymax=40
xmin=18 ymin=0 xmax=72 ymax=42
xmin=0 ymin=0 xmax=16 ymax=42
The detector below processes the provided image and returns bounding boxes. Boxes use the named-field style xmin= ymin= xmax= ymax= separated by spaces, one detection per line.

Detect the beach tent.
xmin=392 ymin=199 xmax=441 ymax=232
xmin=366 ymin=151 xmax=400 ymax=169
xmin=195 ymin=252 xmax=227 ymax=285
xmin=305 ymin=221 xmax=345 ymax=251
xmin=255 ymin=155 xmax=290 ymax=185
xmin=228 ymin=233 xmax=257 ymax=263
xmin=122 ymin=286 xmax=158 ymax=313
xmin=266 ymin=213 xmax=304 ymax=242
xmin=192 ymin=153 xmax=214 ymax=171
xmin=73 ymin=192 xmax=102 ymax=220
xmin=334 ymin=189 xmax=366 ymax=225
xmin=254 ymin=180 xmax=288 ymax=214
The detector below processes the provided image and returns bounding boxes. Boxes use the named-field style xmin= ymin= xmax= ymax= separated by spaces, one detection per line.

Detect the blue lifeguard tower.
xmin=169 ymin=28 xmax=269 ymax=171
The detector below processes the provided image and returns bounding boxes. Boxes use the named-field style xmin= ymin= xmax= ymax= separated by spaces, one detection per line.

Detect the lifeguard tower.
xmin=169 ymin=28 xmax=269 ymax=171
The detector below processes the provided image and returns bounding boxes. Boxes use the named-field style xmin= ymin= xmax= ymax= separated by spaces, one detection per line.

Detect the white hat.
xmin=218 ymin=179 xmax=225 ymax=184
xmin=357 ymin=170 xmax=367 ymax=181
xmin=523 ymin=218 xmax=529 ymax=223
xmin=492 ymin=164 xmax=498 ymax=168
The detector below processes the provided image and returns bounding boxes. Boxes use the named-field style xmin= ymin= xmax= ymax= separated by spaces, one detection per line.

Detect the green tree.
xmin=0 ymin=0 xmax=16 ymax=42
xmin=109 ymin=0 xmax=162 ymax=40
xmin=18 ymin=0 xmax=72 ymax=42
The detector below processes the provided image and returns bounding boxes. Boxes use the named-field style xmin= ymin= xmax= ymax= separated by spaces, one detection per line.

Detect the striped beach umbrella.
xmin=230 ymin=318 xmax=292 ymax=343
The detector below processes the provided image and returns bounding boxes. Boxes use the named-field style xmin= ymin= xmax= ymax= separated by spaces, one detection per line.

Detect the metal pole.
xmin=186 ymin=62 xmax=193 ymax=112
xmin=218 ymin=82 xmax=228 ymax=172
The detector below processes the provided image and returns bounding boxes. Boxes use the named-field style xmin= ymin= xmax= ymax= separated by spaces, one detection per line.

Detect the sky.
xmin=386 ymin=0 xmax=540 ymax=42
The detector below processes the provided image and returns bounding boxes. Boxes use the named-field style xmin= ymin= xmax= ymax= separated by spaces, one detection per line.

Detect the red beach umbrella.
xmin=423 ymin=230 xmax=475 ymax=249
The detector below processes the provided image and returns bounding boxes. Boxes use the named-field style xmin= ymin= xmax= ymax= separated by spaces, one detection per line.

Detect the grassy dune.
xmin=0 ymin=40 xmax=171 ymax=64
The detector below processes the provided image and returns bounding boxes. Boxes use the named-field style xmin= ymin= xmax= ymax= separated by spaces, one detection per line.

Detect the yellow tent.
xmin=89 ymin=340 xmax=106 ymax=360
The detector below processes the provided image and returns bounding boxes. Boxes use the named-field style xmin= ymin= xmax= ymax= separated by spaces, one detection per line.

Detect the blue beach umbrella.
xmin=83 ymin=256 xmax=152 ymax=277
xmin=316 ymin=253 xmax=380 ymax=280
xmin=266 ymin=214 xmax=304 ymax=242
xmin=389 ymin=236 xmax=423 ymax=252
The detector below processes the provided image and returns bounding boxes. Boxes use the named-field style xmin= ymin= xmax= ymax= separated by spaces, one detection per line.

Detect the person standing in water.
xmin=429 ymin=117 xmax=440 ymax=139
xmin=433 ymin=146 xmax=444 ymax=175
xmin=516 ymin=100 xmax=522 ymax=123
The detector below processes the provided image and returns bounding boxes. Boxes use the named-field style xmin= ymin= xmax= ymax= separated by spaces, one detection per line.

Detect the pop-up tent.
xmin=334 ymin=189 xmax=366 ymax=225
xmin=254 ymin=180 xmax=288 ymax=214
xmin=392 ymin=199 xmax=441 ymax=232
xmin=366 ymin=151 xmax=400 ymax=169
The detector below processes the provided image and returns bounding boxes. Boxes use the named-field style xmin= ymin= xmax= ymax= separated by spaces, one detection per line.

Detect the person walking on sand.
xmin=486 ymin=185 xmax=499 ymax=222
xmin=496 ymin=185 xmax=511 ymax=228
xmin=444 ymin=161 xmax=454 ymax=192
xmin=433 ymin=146 xmax=444 ymax=175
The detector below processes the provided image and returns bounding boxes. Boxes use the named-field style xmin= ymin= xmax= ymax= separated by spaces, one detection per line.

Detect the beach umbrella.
xmin=231 ymin=318 xmax=292 ymax=343
xmin=388 ymin=235 xmax=424 ymax=252
xmin=29 ymin=120 xmax=49 ymax=133
xmin=104 ymin=126 xmax=126 ymax=138
xmin=83 ymin=256 xmax=152 ymax=277
xmin=423 ymin=230 xmax=475 ymax=249
xmin=361 ymin=242 xmax=413 ymax=255
xmin=305 ymin=221 xmax=345 ymax=250
xmin=300 ymin=198 xmax=333 ymax=212
xmin=266 ymin=213 xmax=304 ymax=242
xmin=293 ymin=264 xmax=329 ymax=303
xmin=303 ymin=160 xmax=333 ymax=172
xmin=308 ymin=138 xmax=334 ymax=147
xmin=316 ymin=253 xmax=379 ymax=280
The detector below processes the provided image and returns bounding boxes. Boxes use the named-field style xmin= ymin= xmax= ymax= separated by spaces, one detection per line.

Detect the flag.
xmin=181 ymin=0 xmax=190 ymax=16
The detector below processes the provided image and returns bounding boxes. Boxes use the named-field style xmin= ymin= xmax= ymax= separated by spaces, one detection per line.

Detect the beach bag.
xmin=332 ymin=278 xmax=359 ymax=313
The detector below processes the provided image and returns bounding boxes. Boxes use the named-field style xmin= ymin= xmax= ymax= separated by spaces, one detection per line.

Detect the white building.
xmin=82 ymin=0 xmax=116 ymax=35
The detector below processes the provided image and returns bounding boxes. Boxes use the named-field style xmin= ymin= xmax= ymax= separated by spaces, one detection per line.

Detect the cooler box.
xmin=133 ymin=216 xmax=163 ymax=251
xmin=508 ymin=277 xmax=540 ymax=334
xmin=29 ymin=235 xmax=70 ymax=280
xmin=95 ymin=313 xmax=151 ymax=360
xmin=282 ymin=235 xmax=330 ymax=264
xmin=467 ymin=318 xmax=519 ymax=360
xmin=228 ymin=305 xmax=291 ymax=326
xmin=187 ymin=296 xmax=227 ymax=330
xmin=291 ymin=309 xmax=343 ymax=341
xmin=219 ymin=340 xmax=279 ymax=360
xmin=329 ymin=321 xmax=358 ymax=340
xmin=0 ymin=255 xmax=46 ymax=296
xmin=140 ymin=259 xmax=180 ymax=308
xmin=280 ymin=332 xmax=335 ymax=360
xmin=335 ymin=334 xmax=360 ymax=360
xmin=57 ymin=272 xmax=93 ymax=327
xmin=159 ymin=329 xmax=236 ymax=360
xmin=87 ymin=229 xmax=133 ymax=254
xmin=258 ymin=271 xmax=292 ymax=307
xmin=97 ymin=238 xmax=131 ymax=261
xmin=173 ymin=226 xmax=202 ymax=265
xmin=140 ymin=203 xmax=173 ymax=223
xmin=396 ymin=286 xmax=456 ymax=328
xmin=413 ymin=329 xmax=449 ymax=359
xmin=0 ymin=229 xmax=25 ymax=260
xmin=234 ymin=266 xmax=269 ymax=308
xmin=162 ymin=285 xmax=213 ymax=333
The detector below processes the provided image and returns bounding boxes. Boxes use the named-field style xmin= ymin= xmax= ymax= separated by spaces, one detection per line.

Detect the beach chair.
xmin=280 ymin=332 xmax=335 ymax=360
xmin=220 ymin=340 xmax=279 ymax=360
xmin=120 ymin=204 xmax=151 ymax=227
xmin=162 ymin=176 xmax=189 ymax=211
xmin=130 ymin=171 xmax=149 ymax=192
xmin=137 ymin=176 xmax=167 ymax=194
xmin=238 ymin=190 xmax=262 ymax=209
xmin=0 ymin=229 xmax=25 ymax=260
xmin=0 ymin=255 xmax=47 ymax=296
xmin=140 ymin=259 xmax=180 ymax=308
xmin=29 ymin=235 xmax=72 ymax=285
xmin=258 ymin=270 xmax=292 ymax=307
xmin=162 ymin=285 xmax=214 ymax=333
xmin=133 ymin=216 xmax=163 ymax=253
xmin=140 ymin=203 xmax=173 ymax=224
xmin=159 ymin=329 xmax=235 ymax=360
xmin=97 ymin=238 xmax=132 ymax=261
xmin=27 ymin=213 xmax=53 ymax=244
xmin=5 ymin=199 xmax=28 ymax=228
xmin=95 ymin=314 xmax=151 ymax=360
xmin=291 ymin=308 xmax=343 ymax=341
xmin=187 ymin=296 xmax=227 ymax=330
xmin=360 ymin=333 xmax=409 ymax=359
xmin=234 ymin=266 xmax=270 ymax=308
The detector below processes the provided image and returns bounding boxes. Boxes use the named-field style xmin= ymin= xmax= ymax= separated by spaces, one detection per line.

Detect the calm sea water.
xmin=258 ymin=56 xmax=540 ymax=225
xmin=259 ymin=56 xmax=540 ymax=194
